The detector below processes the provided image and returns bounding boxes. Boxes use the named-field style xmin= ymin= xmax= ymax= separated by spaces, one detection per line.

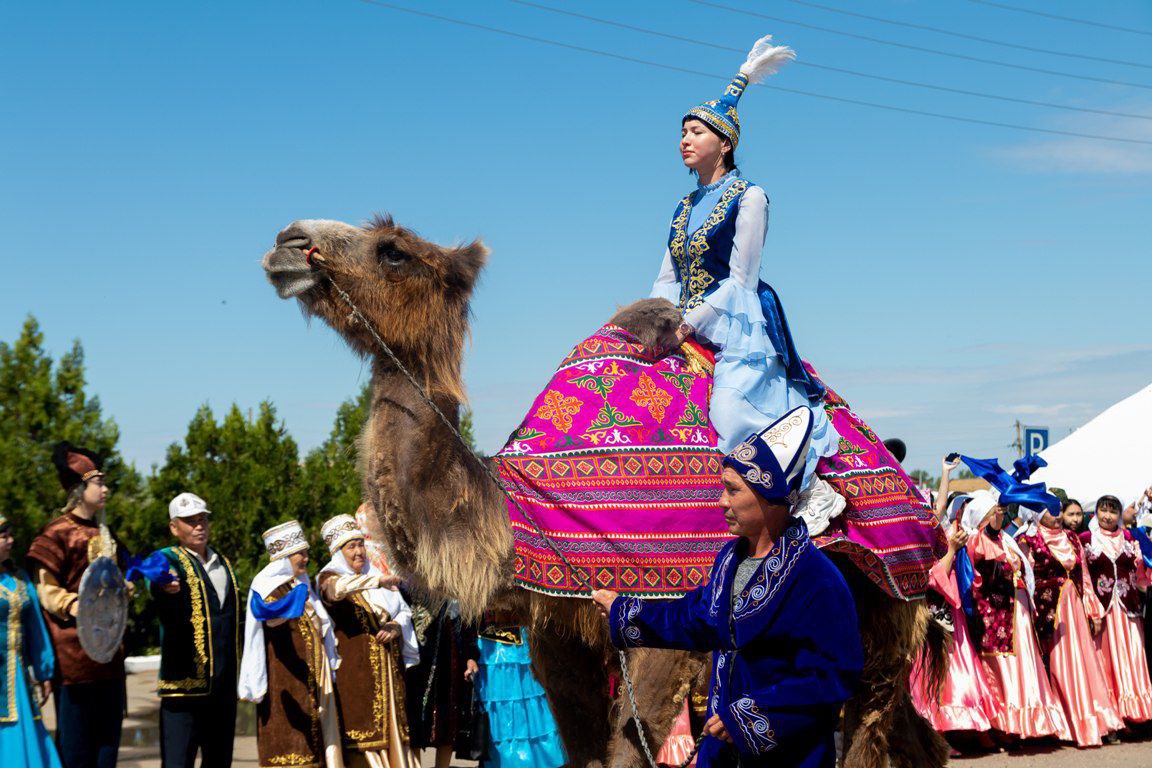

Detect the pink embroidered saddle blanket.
xmin=496 ymin=326 xmax=944 ymax=600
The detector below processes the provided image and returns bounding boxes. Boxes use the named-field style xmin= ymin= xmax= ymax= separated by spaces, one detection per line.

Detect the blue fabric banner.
xmin=249 ymin=583 xmax=308 ymax=621
xmin=125 ymin=551 xmax=175 ymax=584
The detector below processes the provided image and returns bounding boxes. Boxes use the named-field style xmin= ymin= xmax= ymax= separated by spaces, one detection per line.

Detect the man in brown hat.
xmin=26 ymin=441 xmax=128 ymax=768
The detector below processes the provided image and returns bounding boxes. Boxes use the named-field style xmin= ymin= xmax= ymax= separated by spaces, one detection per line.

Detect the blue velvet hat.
xmin=723 ymin=406 xmax=814 ymax=501
xmin=684 ymin=35 xmax=796 ymax=148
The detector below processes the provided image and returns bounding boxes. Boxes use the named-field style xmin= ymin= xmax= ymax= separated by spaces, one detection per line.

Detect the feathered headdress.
xmin=684 ymin=34 xmax=796 ymax=147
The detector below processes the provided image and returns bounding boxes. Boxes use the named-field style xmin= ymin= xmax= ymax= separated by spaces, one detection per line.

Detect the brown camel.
xmin=262 ymin=216 xmax=949 ymax=768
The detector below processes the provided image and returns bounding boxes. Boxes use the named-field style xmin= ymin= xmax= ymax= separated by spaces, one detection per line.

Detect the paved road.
xmin=42 ymin=671 xmax=1152 ymax=767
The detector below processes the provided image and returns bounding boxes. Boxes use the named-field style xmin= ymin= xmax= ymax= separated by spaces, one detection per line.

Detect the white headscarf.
xmin=238 ymin=558 xmax=340 ymax=703
xmin=962 ymin=489 xmax=1035 ymax=602
xmin=947 ymin=494 xmax=971 ymax=525
xmin=318 ymin=550 xmax=420 ymax=668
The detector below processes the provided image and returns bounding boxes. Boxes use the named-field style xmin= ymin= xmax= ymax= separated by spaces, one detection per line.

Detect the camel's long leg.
xmin=839 ymin=568 xmax=948 ymax=768
xmin=606 ymin=648 xmax=707 ymax=768
xmin=529 ymin=626 xmax=613 ymax=768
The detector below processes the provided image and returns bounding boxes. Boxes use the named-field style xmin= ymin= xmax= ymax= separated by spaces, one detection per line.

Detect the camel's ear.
xmin=445 ymin=240 xmax=488 ymax=296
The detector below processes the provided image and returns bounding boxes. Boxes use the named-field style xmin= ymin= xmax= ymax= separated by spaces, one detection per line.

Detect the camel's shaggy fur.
xmin=263 ymin=215 xmax=948 ymax=768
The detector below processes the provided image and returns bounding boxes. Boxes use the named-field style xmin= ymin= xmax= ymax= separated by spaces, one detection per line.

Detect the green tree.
xmin=293 ymin=385 xmax=372 ymax=545
xmin=143 ymin=401 xmax=301 ymax=590
xmin=0 ymin=316 xmax=145 ymax=559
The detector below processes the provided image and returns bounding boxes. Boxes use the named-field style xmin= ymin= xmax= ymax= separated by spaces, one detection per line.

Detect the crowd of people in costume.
xmin=5 ymin=28 xmax=1150 ymax=768
xmin=0 ymin=442 xmax=567 ymax=768
xmin=910 ymin=454 xmax=1152 ymax=754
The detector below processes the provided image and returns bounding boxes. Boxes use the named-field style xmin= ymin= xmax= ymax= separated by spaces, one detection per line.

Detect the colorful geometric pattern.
xmin=497 ymin=325 xmax=729 ymax=597
xmin=807 ymin=364 xmax=947 ymax=600
xmin=497 ymin=330 xmax=944 ymax=601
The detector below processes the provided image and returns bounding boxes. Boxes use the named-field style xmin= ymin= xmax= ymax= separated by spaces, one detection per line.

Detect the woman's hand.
xmin=1090 ymin=617 xmax=1104 ymax=636
xmin=948 ymin=521 xmax=969 ymax=553
xmin=377 ymin=574 xmax=402 ymax=591
xmin=375 ymin=621 xmax=401 ymax=644
xmin=465 ymin=659 xmax=479 ymax=681
xmin=591 ymin=589 xmax=619 ymax=619
xmin=704 ymin=713 xmax=733 ymax=744
xmin=942 ymin=455 xmax=961 ymax=474
xmin=37 ymin=681 xmax=51 ymax=707
xmin=674 ymin=322 xmax=694 ymax=346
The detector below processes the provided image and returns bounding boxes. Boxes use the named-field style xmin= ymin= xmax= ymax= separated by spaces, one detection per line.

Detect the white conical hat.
xmin=723 ymin=406 xmax=814 ymax=500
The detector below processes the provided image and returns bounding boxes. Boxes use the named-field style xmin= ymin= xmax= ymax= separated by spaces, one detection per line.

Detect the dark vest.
xmin=969 ymin=530 xmax=1017 ymax=655
xmin=320 ymin=574 xmax=410 ymax=753
xmin=664 ymin=179 xmax=823 ymax=401
xmin=256 ymin=583 xmax=326 ymax=768
xmin=1080 ymin=529 xmax=1143 ymax=617
xmin=152 ymin=546 xmax=239 ymax=698
xmin=1022 ymin=530 xmax=1082 ymax=661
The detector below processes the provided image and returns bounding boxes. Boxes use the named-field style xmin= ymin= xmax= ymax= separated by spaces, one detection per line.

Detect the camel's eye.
xmin=375 ymin=241 xmax=410 ymax=267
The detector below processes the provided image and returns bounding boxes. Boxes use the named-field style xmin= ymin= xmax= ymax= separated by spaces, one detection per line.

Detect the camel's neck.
xmin=364 ymin=360 xmax=514 ymax=619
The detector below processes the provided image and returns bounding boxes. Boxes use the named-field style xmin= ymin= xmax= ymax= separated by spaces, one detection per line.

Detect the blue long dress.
xmin=609 ymin=519 xmax=863 ymax=767
xmin=0 ymin=567 xmax=62 ymax=768
xmin=474 ymin=628 xmax=566 ymax=768
xmin=651 ymin=169 xmax=838 ymax=483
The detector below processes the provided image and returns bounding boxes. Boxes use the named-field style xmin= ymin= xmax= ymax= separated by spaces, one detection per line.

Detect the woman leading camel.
xmin=651 ymin=35 xmax=838 ymax=483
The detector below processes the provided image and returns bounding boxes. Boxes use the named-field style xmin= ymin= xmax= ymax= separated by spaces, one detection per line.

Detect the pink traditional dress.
xmin=655 ymin=700 xmax=697 ymax=768
xmin=1080 ymin=524 xmax=1152 ymax=722
xmin=968 ymin=527 xmax=1070 ymax=740
xmin=909 ymin=555 xmax=998 ymax=732
xmin=1022 ymin=526 xmax=1122 ymax=746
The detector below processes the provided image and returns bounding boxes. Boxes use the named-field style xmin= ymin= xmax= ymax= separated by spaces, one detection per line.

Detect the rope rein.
xmin=322 ymin=274 xmax=705 ymax=768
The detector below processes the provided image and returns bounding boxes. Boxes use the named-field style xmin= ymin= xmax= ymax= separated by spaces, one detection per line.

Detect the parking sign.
xmin=1024 ymin=426 xmax=1049 ymax=457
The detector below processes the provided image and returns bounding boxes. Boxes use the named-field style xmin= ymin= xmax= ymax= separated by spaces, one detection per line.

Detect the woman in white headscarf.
xmin=908 ymin=493 xmax=999 ymax=744
xmin=1018 ymin=506 xmax=1122 ymax=746
xmin=238 ymin=520 xmax=344 ymax=768
xmin=1080 ymin=494 xmax=1152 ymax=723
xmin=317 ymin=514 xmax=420 ymax=768
xmin=963 ymin=491 xmax=1070 ymax=742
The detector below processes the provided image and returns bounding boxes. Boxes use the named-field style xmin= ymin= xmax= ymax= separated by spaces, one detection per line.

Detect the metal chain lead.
xmin=325 ymin=277 xmax=704 ymax=768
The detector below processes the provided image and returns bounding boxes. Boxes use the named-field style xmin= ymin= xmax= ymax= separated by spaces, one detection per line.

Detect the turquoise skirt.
xmin=475 ymin=629 xmax=566 ymax=768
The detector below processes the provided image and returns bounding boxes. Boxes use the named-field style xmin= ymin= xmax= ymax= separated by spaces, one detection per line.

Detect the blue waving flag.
xmin=249 ymin=583 xmax=308 ymax=621
xmin=125 ymin=551 xmax=175 ymax=585
xmin=960 ymin=455 xmax=1059 ymax=515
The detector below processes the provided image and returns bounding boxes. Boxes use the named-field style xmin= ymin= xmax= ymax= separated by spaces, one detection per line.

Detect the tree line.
xmin=0 ymin=316 xmax=474 ymax=653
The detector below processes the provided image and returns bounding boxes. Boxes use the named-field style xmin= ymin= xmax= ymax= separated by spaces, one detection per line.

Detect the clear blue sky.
xmin=3 ymin=0 xmax=1150 ymax=477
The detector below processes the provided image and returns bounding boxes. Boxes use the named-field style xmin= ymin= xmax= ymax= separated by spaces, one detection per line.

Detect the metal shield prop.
xmin=76 ymin=555 xmax=129 ymax=664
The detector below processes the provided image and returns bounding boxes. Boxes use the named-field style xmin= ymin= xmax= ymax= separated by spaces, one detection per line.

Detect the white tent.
xmin=1032 ymin=382 xmax=1152 ymax=508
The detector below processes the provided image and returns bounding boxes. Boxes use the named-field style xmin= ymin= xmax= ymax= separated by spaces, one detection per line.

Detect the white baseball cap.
xmin=169 ymin=492 xmax=212 ymax=520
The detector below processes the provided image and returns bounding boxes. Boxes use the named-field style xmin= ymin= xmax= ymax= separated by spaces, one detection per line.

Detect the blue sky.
xmin=3 ymin=0 xmax=1150 ymax=478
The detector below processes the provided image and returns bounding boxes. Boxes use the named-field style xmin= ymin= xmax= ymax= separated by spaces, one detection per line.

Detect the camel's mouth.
xmin=263 ymin=244 xmax=320 ymax=299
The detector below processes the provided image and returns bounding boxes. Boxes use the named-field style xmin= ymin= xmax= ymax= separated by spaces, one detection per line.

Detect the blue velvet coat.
xmin=609 ymin=519 xmax=862 ymax=768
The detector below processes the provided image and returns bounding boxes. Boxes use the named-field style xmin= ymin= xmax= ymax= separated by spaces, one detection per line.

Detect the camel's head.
xmin=263 ymin=215 xmax=487 ymax=400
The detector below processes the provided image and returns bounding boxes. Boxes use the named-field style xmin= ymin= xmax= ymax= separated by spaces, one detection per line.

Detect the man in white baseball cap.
xmin=150 ymin=492 xmax=240 ymax=768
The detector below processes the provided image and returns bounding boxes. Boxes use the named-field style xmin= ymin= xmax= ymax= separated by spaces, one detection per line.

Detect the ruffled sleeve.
xmin=682 ymin=187 xmax=773 ymax=357
xmin=927 ymin=557 xmax=961 ymax=610
xmin=650 ymin=248 xmax=682 ymax=304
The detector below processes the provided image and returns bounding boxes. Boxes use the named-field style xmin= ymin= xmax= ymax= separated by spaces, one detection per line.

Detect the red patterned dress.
xmin=1080 ymin=525 xmax=1152 ymax=722
xmin=968 ymin=528 xmax=1070 ymax=739
xmin=1022 ymin=526 xmax=1122 ymax=746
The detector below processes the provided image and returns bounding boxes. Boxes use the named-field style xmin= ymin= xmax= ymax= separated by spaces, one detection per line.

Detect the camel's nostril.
xmin=275 ymin=225 xmax=312 ymax=250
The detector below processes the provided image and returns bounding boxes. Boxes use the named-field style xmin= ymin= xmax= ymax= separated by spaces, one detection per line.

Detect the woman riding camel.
xmin=651 ymin=35 xmax=838 ymax=484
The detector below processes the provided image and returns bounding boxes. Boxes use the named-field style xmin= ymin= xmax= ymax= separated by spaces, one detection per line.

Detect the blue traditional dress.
xmin=651 ymin=169 xmax=838 ymax=480
xmin=609 ymin=520 xmax=862 ymax=768
xmin=0 ymin=567 xmax=62 ymax=768
xmin=474 ymin=626 xmax=566 ymax=768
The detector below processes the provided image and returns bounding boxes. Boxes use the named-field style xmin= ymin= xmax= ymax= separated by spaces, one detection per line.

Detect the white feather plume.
xmin=739 ymin=35 xmax=796 ymax=84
